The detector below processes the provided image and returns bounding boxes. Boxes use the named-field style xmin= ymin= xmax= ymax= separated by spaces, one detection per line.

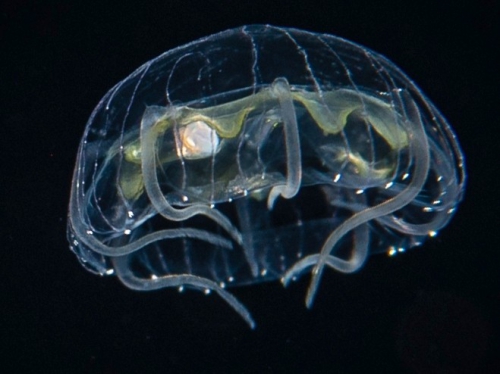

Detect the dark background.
xmin=1 ymin=1 xmax=499 ymax=373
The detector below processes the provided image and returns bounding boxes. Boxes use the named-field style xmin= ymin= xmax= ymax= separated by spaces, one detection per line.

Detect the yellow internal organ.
xmin=340 ymin=151 xmax=394 ymax=180
xmin=124 ymin=141 xmax=141 ymax=163
xmin=293 ymin=89 xmax=408 ymax=150
xmin=119 ymin=87 xmax=408 ymax=200
xmin=119 ymin=162 xmax=144 ymax=200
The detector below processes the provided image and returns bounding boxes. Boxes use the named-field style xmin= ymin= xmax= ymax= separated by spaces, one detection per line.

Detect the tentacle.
xmin=112 ymin=256 xmax=255 ymax=329
xmin=140 ymin=107 xmax=243 ymax=245
xmin=267 ymin=78 xmax=302 ymax=209
xmin=286 ymin=90 xmax=431 ymax=308
xmin=282 ymin=223 xmax=370 ymax=290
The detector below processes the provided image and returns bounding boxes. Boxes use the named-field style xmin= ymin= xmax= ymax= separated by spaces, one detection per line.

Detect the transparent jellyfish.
xmin=67 ymin=25 xmax=466 ymax=328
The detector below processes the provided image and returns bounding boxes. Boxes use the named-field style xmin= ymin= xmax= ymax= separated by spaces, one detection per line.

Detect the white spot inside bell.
xmin=204 ymin=289 xmax=211 ymax=295
xmin=151 ymin=274 xmax=158 ymax=280
xmin=428 ymin=230 xmax=437 ymax=237
xmin=179 ymin=121 xmax=219 ymax=159
xmin=333 ymin=174 xmax=341 ymax=183
xmin=182 ymin=195 xmax=189 ymax=202
xmin=219 ymin=282 xmax=226 ymax=288
xmin=388 ymin=246 xmax=397 ymax=256
xmin=127 ymin=211 xmax=134 ymax=218
xmin=178 ymin=286 xmax=184 ymax=292
xmin=385 ymin=181 xmax=394 ymax=189
xmin=86 ymin=230 xmax=93 ymax=235
xmin=402 ymin=172 xmax=410 ymax=180
xmin=124 ymin=229 xmax=131 ymax=235
xmin=260 ymin=269 xmax=268 ymax=276
xmin=105 ymin=269 xmax=114 ymax=275
xmin=228 ymin=276 xmax=234 ymax=282
xmin=356 ymin=189 xmax=364 ymax=195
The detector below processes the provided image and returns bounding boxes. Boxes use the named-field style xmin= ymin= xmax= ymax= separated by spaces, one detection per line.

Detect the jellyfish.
xmin=67 ymin=25 xmax=466 ymax=328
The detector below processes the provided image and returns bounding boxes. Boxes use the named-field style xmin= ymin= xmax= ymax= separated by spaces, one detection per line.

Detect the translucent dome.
xmin=68 ymin=25 xmax=466 ymax=328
